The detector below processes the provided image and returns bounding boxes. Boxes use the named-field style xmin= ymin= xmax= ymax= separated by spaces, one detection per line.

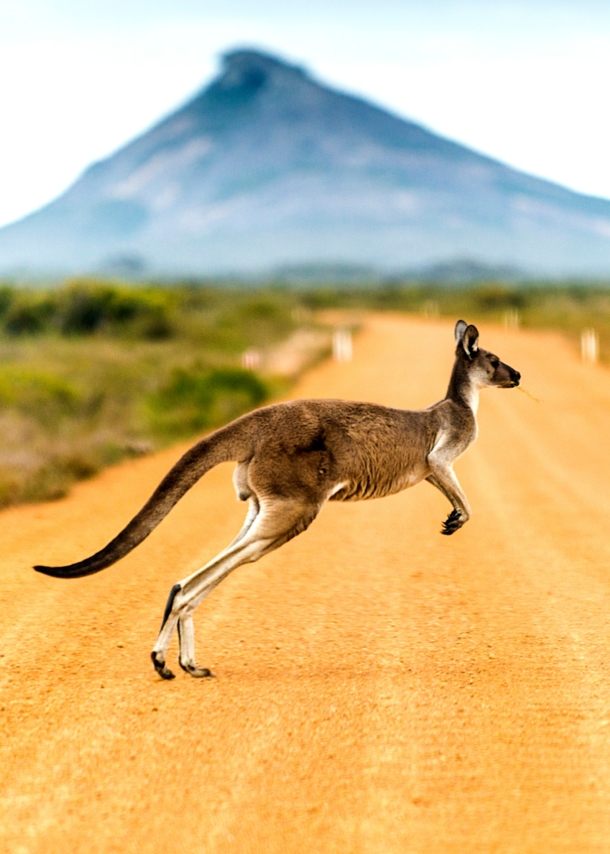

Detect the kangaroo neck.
xmin=445 ymin=361 xmax=480 ymax=414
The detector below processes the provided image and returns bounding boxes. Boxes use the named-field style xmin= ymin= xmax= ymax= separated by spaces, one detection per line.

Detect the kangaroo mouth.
xmin=504 ymin=368 xmax=521 ymax=388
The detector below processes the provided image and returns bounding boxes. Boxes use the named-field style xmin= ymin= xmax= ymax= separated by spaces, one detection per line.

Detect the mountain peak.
xmin=221 ymin=49 xmax=307 ymax=80
xmin=1 ymin=48 xmax=610 ymax=277
xmin=206 ymin=49 xmax=308 ymax=98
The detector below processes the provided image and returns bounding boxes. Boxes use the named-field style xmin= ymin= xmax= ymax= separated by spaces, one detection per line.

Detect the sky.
xmin=2 ymin=0 xmax=610 ymax=228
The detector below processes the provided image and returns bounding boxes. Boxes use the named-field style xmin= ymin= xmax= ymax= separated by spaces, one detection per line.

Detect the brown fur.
xmin=34 ymin=320 xmax=520 ymax=679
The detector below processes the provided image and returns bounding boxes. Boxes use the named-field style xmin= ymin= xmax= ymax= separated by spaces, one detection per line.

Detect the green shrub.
xmin=473 ymin=285 xmax=528 ymax=311
xmin=4 ymin=294 xmax=55 ymax=335
xmin=0 ymin=368 xmax=80 ymax=422
xmin=58 ymin=281 xmax=176 ymax=338
xmin=149 ymin=366 xmax=269 ymax=436
xmin=0 ymin=286 xmax=15 ymax=317
xmin=59 ymin=283 xmax=117 ymax=333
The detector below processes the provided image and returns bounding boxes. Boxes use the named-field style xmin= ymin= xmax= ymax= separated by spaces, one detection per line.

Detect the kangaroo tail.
xmin=34 ymin=426 xmax=243 ymax=579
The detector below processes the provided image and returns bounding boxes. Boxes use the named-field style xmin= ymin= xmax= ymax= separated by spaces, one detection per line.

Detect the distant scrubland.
xmin=0 ymin=280 xmax=310 ymax=506
xmin=0 ymin=277 xmax=607 ymax=507
xmin=300 ymin=281 xmax=610 ymax=361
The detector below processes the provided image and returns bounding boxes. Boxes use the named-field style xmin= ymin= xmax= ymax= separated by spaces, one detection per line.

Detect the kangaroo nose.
xmin=512 ymin=370 xmax=521 ymax=385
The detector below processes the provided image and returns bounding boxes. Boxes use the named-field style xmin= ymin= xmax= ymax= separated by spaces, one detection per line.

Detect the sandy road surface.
xmin=2 ymin=316 xmax=610 ymax=853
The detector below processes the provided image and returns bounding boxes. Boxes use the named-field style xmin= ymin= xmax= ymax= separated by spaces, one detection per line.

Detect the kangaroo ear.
xmin=454 ymin=320 xmax=468 ymax=344
xmin=462 ymin=324 xmax=480 ymax=359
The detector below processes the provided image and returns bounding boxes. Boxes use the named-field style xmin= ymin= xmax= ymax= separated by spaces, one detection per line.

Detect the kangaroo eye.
xmin=490 ymin=357 xmax=500 ymax=368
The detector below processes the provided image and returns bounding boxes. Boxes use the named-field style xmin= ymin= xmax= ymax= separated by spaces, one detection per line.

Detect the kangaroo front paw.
xmin=151 ymin=651 xmax=176 ymax=680
xmin=179 ymin=660 xmax=215 ymax=678
xmin=441 ymin=509 xmax=465 ymax=536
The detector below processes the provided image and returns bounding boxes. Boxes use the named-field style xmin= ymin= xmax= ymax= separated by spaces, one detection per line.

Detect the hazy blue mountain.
xmin=2 ymin=48 xmax=610 ymax=278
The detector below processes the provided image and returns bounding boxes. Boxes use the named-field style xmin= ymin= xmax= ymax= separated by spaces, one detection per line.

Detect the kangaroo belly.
xmin=330 ymin=462 xmax=429 ymax=502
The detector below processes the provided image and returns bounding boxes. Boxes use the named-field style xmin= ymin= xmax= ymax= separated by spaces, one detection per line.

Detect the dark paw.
xmin=179 ymin=661 xmax=215 ymax=678
xmin=441 ymin=509 xmax=462 ymax=536
xmin=151 ymin=651 xmax=176 ymax=680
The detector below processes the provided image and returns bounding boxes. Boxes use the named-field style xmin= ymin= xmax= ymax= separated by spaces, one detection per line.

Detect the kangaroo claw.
xmin=441 ymin=509 xmax=462 ymax=535
xmin=179 ymin=662 xmax=215 ymax=678
xmin=151 ymin=651 xmax=176 ymax=680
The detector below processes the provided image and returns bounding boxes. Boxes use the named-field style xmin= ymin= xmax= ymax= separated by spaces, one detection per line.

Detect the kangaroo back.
xmin=34 ymin=425 xmax=245 ymax=579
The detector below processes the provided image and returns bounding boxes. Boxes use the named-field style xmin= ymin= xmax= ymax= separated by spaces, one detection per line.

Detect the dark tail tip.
xmin=33 ymin=563 xmax=99 ymax=579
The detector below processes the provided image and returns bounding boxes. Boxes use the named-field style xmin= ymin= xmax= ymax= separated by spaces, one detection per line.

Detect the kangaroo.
xmin=35 ymin=320 xmax=520 ymax=680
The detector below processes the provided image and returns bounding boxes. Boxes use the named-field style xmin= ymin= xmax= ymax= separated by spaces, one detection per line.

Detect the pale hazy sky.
xmin=2 ymin=0 xmax=610 ymax=227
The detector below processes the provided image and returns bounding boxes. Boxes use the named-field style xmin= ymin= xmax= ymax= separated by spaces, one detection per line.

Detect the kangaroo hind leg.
xmin=152 ymin=495 xmax=321 ymax=680
xmin=152 ymin=494 xmax=261 ymax=678
xmin=227 ymin=495 xmax=259 ymax=548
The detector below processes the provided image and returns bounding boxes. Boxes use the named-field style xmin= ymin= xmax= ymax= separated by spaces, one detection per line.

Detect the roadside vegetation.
xmin=0 ymin=276 xmax=608 ymax=508
xmin=0 ymin=280 xmax=310 ymax=507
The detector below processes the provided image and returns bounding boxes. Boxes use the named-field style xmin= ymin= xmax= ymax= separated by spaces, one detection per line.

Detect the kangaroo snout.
xmin=497 ymin=366 xmax=520 ymax=388
xmin=492 ymin=360 xmax=520 ymax=389
xmin=506 ymin=367 xmax=521 ymax=387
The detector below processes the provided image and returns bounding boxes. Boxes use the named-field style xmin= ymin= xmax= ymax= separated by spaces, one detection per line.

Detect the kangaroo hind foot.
xmin=151 ymin=582 xmax=182 ymax=680
xmin=152 ymin=494 xmax=321 ymax=679
xmin=178 ymin=615 xmax=214 ymax=678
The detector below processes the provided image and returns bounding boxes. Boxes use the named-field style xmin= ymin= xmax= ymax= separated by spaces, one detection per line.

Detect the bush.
xmin=473 ymin=285 xmax=528 ymax=311
xmin=59 ymin=284 xmax=117 ymax=333
xmin=4 ymin=294 xmax=55 ymax=335
xmin=149 ymin=366 xmax=269 ymax=436
xmin=0 ymin=286 xmax=15 ymax=317
xmin=0 ymin=281 xmax=177 ymax=339
xmin=0 ymin=368 xmax=80 ymax=422
xmin=58 ymin=281 xmax=176 ymax=338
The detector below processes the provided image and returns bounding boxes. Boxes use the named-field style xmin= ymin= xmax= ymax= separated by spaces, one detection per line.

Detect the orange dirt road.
xmin=2 ymin=316 xmax=610 ymax=854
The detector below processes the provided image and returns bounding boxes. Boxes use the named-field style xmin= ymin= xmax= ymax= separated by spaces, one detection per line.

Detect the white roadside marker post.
xmin=332 ymin=327 xmax=352 ymax=362
xmin=581 ymin=329 xmax=599 ymax=364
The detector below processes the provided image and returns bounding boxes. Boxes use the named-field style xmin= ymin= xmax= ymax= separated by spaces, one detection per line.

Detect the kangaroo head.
xmin=454 ymin=320 xmax=520 ymax=389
